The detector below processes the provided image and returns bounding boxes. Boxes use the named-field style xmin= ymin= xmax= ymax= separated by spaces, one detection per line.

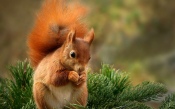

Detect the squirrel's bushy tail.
xmin=28 ymin=0 xmax=88 ymax=68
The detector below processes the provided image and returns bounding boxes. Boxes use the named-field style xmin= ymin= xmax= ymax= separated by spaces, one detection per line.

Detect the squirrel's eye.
xmin=70 ymin=51 xmax=76 ymax=58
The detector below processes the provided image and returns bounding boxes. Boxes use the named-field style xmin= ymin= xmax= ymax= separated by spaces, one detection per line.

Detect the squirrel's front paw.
xmin=76 ymin=72 xmax=86 ymax=85
xmin=68 ymin=71 xmax=79 ymax=83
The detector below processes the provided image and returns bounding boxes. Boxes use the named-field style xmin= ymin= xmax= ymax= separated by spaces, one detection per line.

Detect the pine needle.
xmin=0 ymin=61 xmax=171 ymax=109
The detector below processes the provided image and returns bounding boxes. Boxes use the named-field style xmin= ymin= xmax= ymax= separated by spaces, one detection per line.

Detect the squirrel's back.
xmin=28 ymin=0 xmax=88 ymax=68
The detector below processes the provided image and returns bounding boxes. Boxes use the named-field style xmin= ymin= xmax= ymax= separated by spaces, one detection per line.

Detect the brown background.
xmin=0 ymin=0 xmax=175 ymax=93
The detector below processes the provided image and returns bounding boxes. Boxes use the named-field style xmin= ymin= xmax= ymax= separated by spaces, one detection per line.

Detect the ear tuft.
xmin=67 ymin=30 xmax=76 ymax=43
xmin=84 ymin=28 xmax=94 ymax=45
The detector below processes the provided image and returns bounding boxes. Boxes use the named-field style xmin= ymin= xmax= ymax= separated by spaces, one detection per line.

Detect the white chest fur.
xmin=46 ymin=83 xmax=80 ymax=108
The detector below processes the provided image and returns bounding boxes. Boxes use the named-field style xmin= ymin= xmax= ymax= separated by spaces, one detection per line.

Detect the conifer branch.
xmin=0 ymin=61 xmax=173 ymax=109
xmin=159 ymin=93 xmax=175 ymax=109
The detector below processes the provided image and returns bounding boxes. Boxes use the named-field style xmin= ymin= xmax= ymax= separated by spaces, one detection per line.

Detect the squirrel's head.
xmin=60 ymin=29 xmax=94 ymax=73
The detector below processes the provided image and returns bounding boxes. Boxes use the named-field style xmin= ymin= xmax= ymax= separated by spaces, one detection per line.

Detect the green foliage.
xmin=0 ymin=61 xmax=173 ymax=109
xmin=160 ymin=93 xmax=175 ymax=109
xmin=118 ymin=81 xmax=167 ymax=102
xmin=86 ymin=64 xmax=167 ymax=109
xmin=0 ymin=61 xmax=35 ymax=109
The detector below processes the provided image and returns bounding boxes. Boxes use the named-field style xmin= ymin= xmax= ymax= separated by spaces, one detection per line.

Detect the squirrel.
xmin=27 ymin=0 xmax=94 ymax=109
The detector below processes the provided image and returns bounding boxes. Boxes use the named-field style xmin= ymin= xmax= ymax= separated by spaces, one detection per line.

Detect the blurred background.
xmin=0 ymin=0 xmax=175 ymax=97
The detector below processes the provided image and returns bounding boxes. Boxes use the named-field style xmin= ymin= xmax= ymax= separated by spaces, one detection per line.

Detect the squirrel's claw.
xmin=76 ymin=73 xmax=86 ymax=85
xmin=68 ymin=71 xmax=86 ymax=86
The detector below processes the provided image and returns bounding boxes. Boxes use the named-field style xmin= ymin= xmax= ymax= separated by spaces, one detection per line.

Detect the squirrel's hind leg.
xmin=33 ymin=82 xmax=51 ymax=109
xmin=77 ymin=85 xmax=88 ymax=106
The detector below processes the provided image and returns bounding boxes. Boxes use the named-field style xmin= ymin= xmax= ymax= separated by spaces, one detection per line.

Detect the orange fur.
xmin=28 ymin=0 xmax=88 ymax=67
xmin=28 ymin=0 xmax=94 ymax=108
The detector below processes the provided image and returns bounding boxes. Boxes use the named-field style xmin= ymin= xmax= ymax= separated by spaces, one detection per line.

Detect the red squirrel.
xmin=27 ymin=0 xmax=94 ymax=108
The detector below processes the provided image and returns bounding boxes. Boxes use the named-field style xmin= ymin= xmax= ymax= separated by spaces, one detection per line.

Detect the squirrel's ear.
xmin=67 ymin=30 xmax=76 ymax=43
xmin=84 ymin=28 xmax=94 ymax=45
